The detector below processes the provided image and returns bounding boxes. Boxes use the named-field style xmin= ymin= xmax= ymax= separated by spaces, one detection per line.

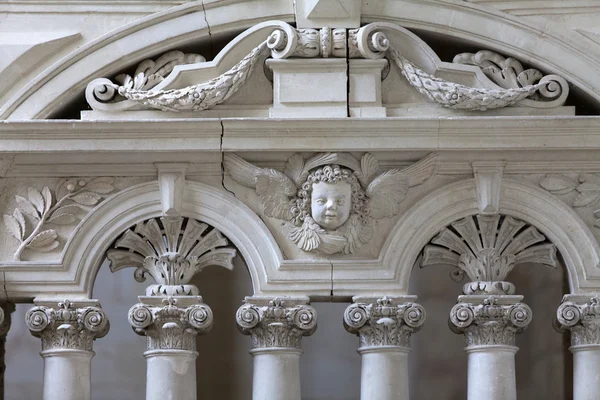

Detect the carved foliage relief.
xmin=3 ymin=178 xmax=116 ymax=260
xmin=540 ymin=174 xmax=600 ymax=228
xmin=225 ymin=152 xmax=435 ymax=255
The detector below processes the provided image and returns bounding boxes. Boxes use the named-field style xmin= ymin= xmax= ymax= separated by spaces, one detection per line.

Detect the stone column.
xmin=0 ymin=303 xmax=14 ymax=400
xmin=450 ymin=295 xmax=532 ymax=400
xmin=25 ymin=300 xmax=109 ymax=400
xmin=556 ymin=294 xmax=600 ymax=400
xmin=128 ymin=296 xmax=212 ymax=400
xmin=343 ymin=296 xmax=426 ymax=400
xmin=236 ymin=297 xmax=317 ymax=400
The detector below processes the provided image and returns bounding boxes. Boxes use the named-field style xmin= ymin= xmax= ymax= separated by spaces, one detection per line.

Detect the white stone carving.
xmin=295 ymin=0 xmax=361 ymax=29
xmin=225 ymin=152 xmax=435 ymax=254
xmin=450 ymin=295 xmax=532 ymax=347
xmin=87 ymin=39 xmax=269 ymax=112
xmin=421 ymin=214 xmax=557 ymax=294
xmin=128 ymin=296 xmax=212 ymax=351
xmin=26 ymin=300 xmax=109 ymax=351
xmin=472 ymin=161 xmax=506 ymax=214
xmin=556 ymin=295 xmax=600 ymax=346
xmin=3 ymin=177 xmax=116 ymax=261
xmin=289 ymin=28 xmax=347 ymax=58
xmin=156 ymin=163 xmax=188 ymax=219
xmin=344 ymin=296 xmax=425 ymax=348
xmin=540 ymin=174 xmax=600 ymax=228
xmin=236 ymin=297 xmax=317 ymax=349
xmin=106 ymin=216 xmax=237 ymax=296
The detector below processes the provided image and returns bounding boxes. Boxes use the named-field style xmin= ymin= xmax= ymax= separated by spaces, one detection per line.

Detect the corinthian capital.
xmin=450 ymin=295 xmax=532 ymax=347
xmin=343 ymin=296 xmax=426 ymax=349
xmin=236 ymin=297 xmax=317 ymax=350
xmin=26 ymin=300 xmax=109 ymax=351
xmin=556 ymin=294 xmax=600 ymax=346
xmin=128 ymin=296 xmax=212 ymax=351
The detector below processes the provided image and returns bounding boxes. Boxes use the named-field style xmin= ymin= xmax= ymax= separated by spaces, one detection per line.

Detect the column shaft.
xmin=344 ymin=296 xmax=425 ymax=400
xmin=41 ymin=349 xmax=94 ymax=400
xmin=251 ymin=349 xmax=302 ymax=400
xmin=237 ymin=297 xmax=317 ymax=400
xmin=359 ymin=347 xmax=409 ymax=400
xmin=145 ymin=350 xmax=198 ymax=400
xmin=466 ymin=346 xmax=517 ymax=400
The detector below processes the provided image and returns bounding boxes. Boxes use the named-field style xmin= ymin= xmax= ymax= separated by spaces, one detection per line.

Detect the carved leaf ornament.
xmin=540 ymin=174 xmax=600 ymax=228
xmin=422 ymin=214 xmax=557 ymax=294
xmin=225 ymin=152 xmax=436 ymax=255
xmin=4 ymin=178 xmax=115 ymax=260
xmin=107 ymin=217 xmax=237 ymax=295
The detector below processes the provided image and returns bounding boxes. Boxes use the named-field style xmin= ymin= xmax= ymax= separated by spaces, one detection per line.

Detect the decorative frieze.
xmin=556 ymin=295 xmax=600 ymax=346
xmin=3 ymin=178 xmax=116 ymax=260
xmin=236 ymin=298 xmax=317 ymax=349
xmin=422 ymin=214 xmax=557 ymax=294
xmin=128 ymin=296 xmax=212 ymax=351
xmin=344 ymin=296 xmax=426 ymax=349
xmin=226 ymin=152 xmax=435 ymax=255
xmin=25 ymin=300 xmax=109 ymax=351
xmin=107 ymin=216 xmax=236 ymax=296
xmin=450 ymin=295 xmax=532 ymax=347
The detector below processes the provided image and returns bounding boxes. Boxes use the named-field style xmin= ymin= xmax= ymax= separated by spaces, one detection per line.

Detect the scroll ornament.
xmin=3 ymin=178 xmax=116 ymax=261
xmin=350 ymin=25 xmax=569 ymax=111
xmin=225 ymin=152 xmax=435 ymax=255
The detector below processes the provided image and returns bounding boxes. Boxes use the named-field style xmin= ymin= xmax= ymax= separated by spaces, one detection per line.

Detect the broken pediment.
xmin=83 ymin=20 xmax=574 ymax=120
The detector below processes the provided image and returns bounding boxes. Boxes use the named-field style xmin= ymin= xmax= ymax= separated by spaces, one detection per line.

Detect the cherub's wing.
xmin=367 ymin=170 xmax=409 ymax=219
xmin=402 ymin=153 xmax=437 ymax=187
xmin=225 ymin=154 xmax=296 ymax=220
xmin=255 ymin=169 xmax=297 ymax=220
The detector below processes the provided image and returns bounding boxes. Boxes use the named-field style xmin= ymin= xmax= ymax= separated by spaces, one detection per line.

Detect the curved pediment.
xmin=1 ymin=0 xmax=599 ymax=119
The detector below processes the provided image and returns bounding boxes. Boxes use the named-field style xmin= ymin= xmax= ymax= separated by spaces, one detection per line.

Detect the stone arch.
xmin=2 ymin=0 xmax=600 ymax=120
xmin=380 ymin=178 xmax=600 ymax=294
xmin=5 ymin=180 xmax=284 ymax=300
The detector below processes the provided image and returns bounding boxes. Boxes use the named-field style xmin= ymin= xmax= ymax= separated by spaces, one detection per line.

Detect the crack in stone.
xmin=200 ymin=0 xmax=216 ymax=60
xmin=219 ymin=119 xmax=236 ymax=197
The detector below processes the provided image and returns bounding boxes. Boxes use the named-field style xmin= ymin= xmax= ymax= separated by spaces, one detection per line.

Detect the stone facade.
xmin=2 ymin=0 xmax=600 ymax=399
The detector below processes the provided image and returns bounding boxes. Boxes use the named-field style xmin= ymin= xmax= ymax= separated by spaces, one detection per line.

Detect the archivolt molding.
xmin=2 ymin=0 xmax=599 ymax=119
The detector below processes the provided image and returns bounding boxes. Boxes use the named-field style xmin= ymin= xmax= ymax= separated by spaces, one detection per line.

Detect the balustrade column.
xmin=556 ymin=294 xmax=600 ymax=400
xmin=25 ymin=300 xmax=109 ymax=400
xmin=236 ymin=297 xmax=317 ymax=400
xmin=0 ymin=303 xmax=14 ymax=400
xmin=450 ymin=295 xmax=532 ymax=400
xmin=343 ymin=296 xmax=425 ymax=400
xmin=128 ymin=295 xmax=212 ymax=400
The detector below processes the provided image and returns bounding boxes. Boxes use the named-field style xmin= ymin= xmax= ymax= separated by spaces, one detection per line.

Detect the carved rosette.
xmin=344 ymin=297 xmax=426 ymax=349
xmin=450 ymin=296 xmax=532 ymax=347
xmin=26 ymin=301 xmax=109 ymax=352
xmin=236 ymin=298 xmax=317 ymax=350
xmin=128 ymin=297 xmax=213 ymax=352
xmin=556 ymin=296 xmax=600 ymax=347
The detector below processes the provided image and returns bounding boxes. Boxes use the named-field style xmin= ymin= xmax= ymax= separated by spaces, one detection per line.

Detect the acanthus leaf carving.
xmin=450 ymin=296 xmax=532 ymax=347
xmin=107 ymin=217 xmax=237 ymax=296
xmin=3 ymin=177 xmax=116 ymax=261
xmin=225 ymin=152 xmax=436 ymax=255
xmin=236 ymin=298 xmax=317 ymax=350
xmin=26 ymin=300 xmax=109 ymax=351
xmin=421 ymin=214 xmax=557 ymax=294
xmin=344 ymin=297 xmax=426 ymax=349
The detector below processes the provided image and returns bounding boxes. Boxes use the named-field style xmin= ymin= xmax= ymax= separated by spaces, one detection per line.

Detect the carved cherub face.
xmin=310 ymin=181 xmax=352 ymax=230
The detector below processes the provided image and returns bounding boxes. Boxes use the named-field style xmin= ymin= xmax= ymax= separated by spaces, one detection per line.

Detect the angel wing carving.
xmin=365 ymin=153 xmax=436 ymax=219
xmin=224 ymin=154 xmax=297 ymax=220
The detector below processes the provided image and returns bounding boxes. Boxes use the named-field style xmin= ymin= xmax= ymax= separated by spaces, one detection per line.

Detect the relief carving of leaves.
xmin=13 ymin=209 xmax=26 ymax=237
xmin=573 ymin=192 xmax=600 ymax=208
xmin=84 ymin=177 xmax=115 ymax=194
xmin=47 ymin=213 xmax=79 ymax=225
xmin=16 ymin=195 xmax=40 ymax=219
xmin=42 ymin=187 xmax=52 ymax=213
xmin=4 ymin=214 xmax=23 ymax=241
xmin=71 ymin=192 xmax=102 ymax=206
xmin=28 ymin=188 xmax=45 ymax=214
xmin=28 ymin=230 xmax=59 ymax=252
xmin=56 ymin=179 xmax=77 ymax=200
xmin=539 ymin=175 xmax=577 ymax=195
